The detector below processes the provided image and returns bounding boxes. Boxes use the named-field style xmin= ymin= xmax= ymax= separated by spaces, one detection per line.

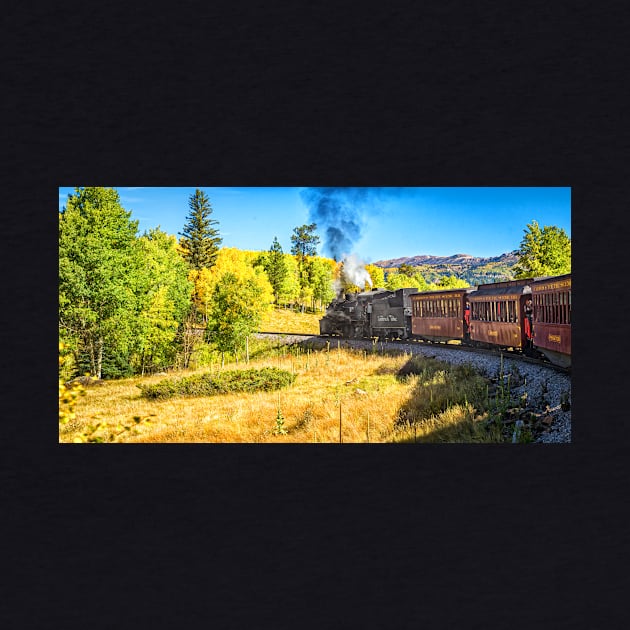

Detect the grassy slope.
xmin=60 ymin=343 xmax=499 ymax=444
xmin=60 ymin=301 xmax=506 ymax=444
xmin=61 ymin=346 xmax=410 ymax=443
xmin=258 ymin=306 xmax=322 ymax=334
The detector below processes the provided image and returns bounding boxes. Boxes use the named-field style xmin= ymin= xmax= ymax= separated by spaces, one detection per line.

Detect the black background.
xmin=2 ymin=1 xmax=628 ymax=628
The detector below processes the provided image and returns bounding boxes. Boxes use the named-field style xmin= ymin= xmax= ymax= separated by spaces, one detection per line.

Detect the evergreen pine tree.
xmin=290 ymin=223 xmax=320 ymax=265
xmin=179 ymin=189 xmax=222 ymax=270
xmin=264 ymin=237 xmax=289 ymax=304
xmin=290 ymin=223 xmax=320 ymax=309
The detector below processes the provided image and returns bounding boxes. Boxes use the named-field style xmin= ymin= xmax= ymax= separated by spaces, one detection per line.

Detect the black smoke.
xmin=300 ymin=187 xmax=403 ymax=261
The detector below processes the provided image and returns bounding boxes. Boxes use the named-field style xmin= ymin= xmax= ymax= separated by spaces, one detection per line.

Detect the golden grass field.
xmin=60 ymin=307 xmax=500 ymax=444
xmin=60 ymin=339 xmax=497 ymax=444
xmin=61 ymin=346 xmax=401 ymax=443
xmin=258 ymin=306 xmax=321 ymax=334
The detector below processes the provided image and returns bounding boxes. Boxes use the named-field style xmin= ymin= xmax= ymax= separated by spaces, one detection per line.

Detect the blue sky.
xmin=58 ymin=187 xmax=571 ymax=262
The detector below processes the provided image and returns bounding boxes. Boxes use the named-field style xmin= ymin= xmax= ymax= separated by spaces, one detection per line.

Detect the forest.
xmin=59 ymin=187 xmax=571 ymax=384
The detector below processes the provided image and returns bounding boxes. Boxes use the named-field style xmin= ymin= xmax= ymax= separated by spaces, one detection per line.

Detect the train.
xmin=319 ymin=274 xmax=571 ymax=368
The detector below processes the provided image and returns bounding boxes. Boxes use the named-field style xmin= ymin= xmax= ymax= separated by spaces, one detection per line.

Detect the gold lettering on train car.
xmin=475 ymin=295 xmax=513 ymax=301
xmin=532 ymin=279 xmax=571 ymax=292
xmin=429 ymin=325 xmax=441 ymax=330
xmin=488 ymin=330 xmax=498 ymax=337
xmin=548 ymin=334 xmax=561 ymax=343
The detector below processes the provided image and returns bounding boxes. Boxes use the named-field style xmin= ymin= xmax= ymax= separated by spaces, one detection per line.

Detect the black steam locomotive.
xmin=319 ymin=287 xmax=416 ymax=341
xmin=319 ymin=274 xmax=571 ymax=368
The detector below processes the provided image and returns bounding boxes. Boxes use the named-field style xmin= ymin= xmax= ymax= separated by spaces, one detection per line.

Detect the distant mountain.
xmin=374 ymin=252 xmax=519 ymax=267
xmin=372 ymin=251 xmax=520 ymax=285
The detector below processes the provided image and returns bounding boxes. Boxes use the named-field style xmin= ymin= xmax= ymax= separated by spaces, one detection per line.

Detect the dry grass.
xmin=60 ymin=346 xmax=419 ymax=443
xmin=258 ymin=306 xmax=321 ymax=334
xmin=60 ymin=343 xmax=497 ymax=444
xmin=390 ymin=403 xmax=503 ymax=443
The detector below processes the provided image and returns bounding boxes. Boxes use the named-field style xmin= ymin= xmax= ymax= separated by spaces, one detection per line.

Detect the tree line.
xmin=59 ymin=188 xmax=570 ymax=380
xmin=59 ymin=188 xmax=336 ymax=379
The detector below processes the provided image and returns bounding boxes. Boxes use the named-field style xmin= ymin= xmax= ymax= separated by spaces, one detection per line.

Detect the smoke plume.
xmin=341 ymin=253 xmax=373 ymax=289
xmin=299 ymin=187 xmax=412 ymax=256
xmin=299 ymin=187 xmax=375 ymax=262
xmin=300 ymin=188 xmax=411 ymax=292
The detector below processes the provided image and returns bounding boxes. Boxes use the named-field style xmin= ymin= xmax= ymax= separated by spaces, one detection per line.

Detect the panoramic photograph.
xmin=58 ymin=187 xmax=571 ymax=444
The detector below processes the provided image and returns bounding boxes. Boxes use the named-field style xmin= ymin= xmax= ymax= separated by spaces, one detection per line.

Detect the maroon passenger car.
xmin=410 ymin=288 xmax=473 ymax=342
xmin=468 ymin=279 xmax=533 ymax=350
xmin=531 ymin=274 xmax=571 ymax=368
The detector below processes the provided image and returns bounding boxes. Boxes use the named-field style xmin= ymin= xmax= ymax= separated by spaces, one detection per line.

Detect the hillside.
xmin=373 ymin=251 xmax=519 ymax=285
xmin=259 ymin=306 xmax=321 ymax=334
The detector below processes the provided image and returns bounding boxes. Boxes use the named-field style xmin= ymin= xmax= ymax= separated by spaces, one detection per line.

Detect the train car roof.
xmin=469 ymin=282 xmax=532 ymax=298
xmin=410 ymin=287 xmax=473 ymax=298
xmin=530 ymin=273 xmax=571 ymax=285
xmin=475 ymin=278 xmax=534 ymax=290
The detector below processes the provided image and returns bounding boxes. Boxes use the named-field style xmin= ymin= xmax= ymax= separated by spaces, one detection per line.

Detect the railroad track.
xmin=256 ymin=331 xmax=570 ymax=375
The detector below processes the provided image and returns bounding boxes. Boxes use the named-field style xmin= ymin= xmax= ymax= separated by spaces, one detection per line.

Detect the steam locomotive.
xmin=319 ymin=274 xmax=571 ymax=368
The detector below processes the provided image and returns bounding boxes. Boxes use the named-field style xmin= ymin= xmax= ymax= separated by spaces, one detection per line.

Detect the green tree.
xmin=513 ymin=220 xmax=571 ymax=278
xmin=259 ymin=237 xmax=289 ymax=304
xmin=291 ymin=222 xmax=320 ymax=287
xmin=397 ymin=263 xmax=416 ymax=277
xmin=291 ymin=222 xmax=320 ymax=259
xmin=290 ymin=223 xmax=321 ymax=311
xmin=59 ymin=187 xmax=142 ymax=379
xmin=365 ymin=264 xmax=385 ymax=288
xmin=309 ymin=257 xmax=336 ymax=309
xmin=385 ymin=270 xmax=429 ymax=292
xmin=278 ymin=254 xmax=300 ymax=307
xmin=179 ymin=189 xmax=222 ymax=270
xmin=435 ymin=274 xmax=470 ymax=289
xmin=133 ymin=228 xmax=193 ymax=374
xmin=206 ymin=271 xmax=271 ymax=364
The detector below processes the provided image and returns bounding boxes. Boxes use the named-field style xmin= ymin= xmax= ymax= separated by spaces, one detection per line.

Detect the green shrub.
xmin=138 ymin=367 xmax=296 ymax=400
